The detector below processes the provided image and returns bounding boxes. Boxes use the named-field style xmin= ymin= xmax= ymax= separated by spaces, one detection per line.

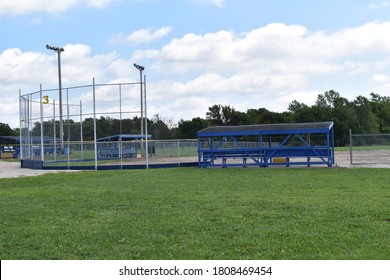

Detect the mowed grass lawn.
xmin=0 ymin=167 xmax=389 ymax=260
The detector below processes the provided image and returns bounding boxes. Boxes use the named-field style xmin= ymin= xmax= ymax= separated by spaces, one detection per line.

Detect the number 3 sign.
xmin=42 ymin=95 xmax=49 ymax=104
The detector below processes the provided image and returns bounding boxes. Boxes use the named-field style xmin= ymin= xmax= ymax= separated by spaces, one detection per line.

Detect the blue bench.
xmin=200 ymin=146 xmax=332 ymax=167
xmin=98 ymin=147 xmax=135 ymax=159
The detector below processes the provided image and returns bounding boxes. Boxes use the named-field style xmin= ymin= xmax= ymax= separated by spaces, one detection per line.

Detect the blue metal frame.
xmin=97 ymin=134 xmax=151 ymax=160
xmin=197 ymin=122 xmax=334 ymax=168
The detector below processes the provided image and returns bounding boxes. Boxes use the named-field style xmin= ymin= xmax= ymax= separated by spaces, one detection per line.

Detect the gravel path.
xmin=0 ymin=161 xmax=77 ymax=179
xmin=1 ymin=150 xmax=389 ymax=179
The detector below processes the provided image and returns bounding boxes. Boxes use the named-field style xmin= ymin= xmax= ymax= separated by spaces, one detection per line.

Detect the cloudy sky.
xmin=1 ymin=0 xmax=390 ymax=128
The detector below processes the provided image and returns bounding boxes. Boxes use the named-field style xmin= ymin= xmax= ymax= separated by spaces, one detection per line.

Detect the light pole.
xmin=133 ymin=63 xmax=145 ymax=136
xmin=46 ymin=44 xmax=65 ymax=154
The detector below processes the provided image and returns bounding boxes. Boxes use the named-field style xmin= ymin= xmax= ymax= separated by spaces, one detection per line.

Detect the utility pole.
xmin=133 ymin=63 xmax=145 ymax=136
xmin=46 ymin=44 xmax=65 ymax=154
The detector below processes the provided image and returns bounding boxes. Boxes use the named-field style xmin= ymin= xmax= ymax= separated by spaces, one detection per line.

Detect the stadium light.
xmin=133 ymin=63 xmax=145 ymax=136
xmin=46 ymin=44 xmax=65 ymax=154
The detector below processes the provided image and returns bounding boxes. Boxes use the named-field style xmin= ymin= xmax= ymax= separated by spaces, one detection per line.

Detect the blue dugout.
xmin=197 ymin=122 xmax=335 ymax=168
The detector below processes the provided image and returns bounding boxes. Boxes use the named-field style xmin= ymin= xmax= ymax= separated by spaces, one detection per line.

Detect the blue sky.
xmin=1 ymin=0 xmax=390 ymax=128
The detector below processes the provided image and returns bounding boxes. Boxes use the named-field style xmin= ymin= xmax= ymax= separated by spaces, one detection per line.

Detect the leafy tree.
xmin=246 ymin=108 xmax=291 ymax=124
xmin=177 ymin=117 xmax=210 ymax=139
xmin=0 ymin=122 xmax=15 ymax=136
xmin=288 ymin=100 xmax=308 ymax=113
xmin=293 ymin=106 xmax=323 ymax=123
xmin=150 ymin=114 xmax=176 ymax=139
xmin=314 ymin=90 xmax=359 ymax=144
xmin=353 ymin=96 xmax=380 ymax=133
xmin=206 ymin=104 xmax=223 ymax=125
xmin=206 ymin=104 xmax=249 ymax=125
xmin=220 ymin=105 xmax=236 ymax=125
xmin=370 ymin=92 xmax=390 ymax=132
xmin=316 ymin=90 xmax=348 ymax=109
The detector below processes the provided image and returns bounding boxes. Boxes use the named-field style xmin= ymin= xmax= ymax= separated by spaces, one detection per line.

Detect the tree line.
xmin=0 ymin=122 xmax=18 ymax=137
xmin=26 ymin=114 xmax=176 ymax=142
xmin=2 ymin=90 xmax=390 ymax=146
xmin=176 ymin=90 xmax=390 ymax=146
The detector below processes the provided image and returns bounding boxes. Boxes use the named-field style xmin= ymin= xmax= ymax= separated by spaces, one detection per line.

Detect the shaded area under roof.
xmin=97 ymin=134 xmax=151 ymax=142
xmin=0 ymin=136 xmax=20 ymax=144
xmin=1 ymin=136 xmax=57 ymax=144
xmin=198 ymin=122 xmax=334 ymax=135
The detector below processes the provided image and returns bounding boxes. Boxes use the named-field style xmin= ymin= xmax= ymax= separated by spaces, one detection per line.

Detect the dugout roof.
xmin=198 ymin=122 xmax=334 ymax=136
xmin=0 ymin=136 xmax=54 ymax=144
xmin=97 ymin=134 xmax=151 ymax=142
xmin=0 ymin=136 xmax=20 ymax=144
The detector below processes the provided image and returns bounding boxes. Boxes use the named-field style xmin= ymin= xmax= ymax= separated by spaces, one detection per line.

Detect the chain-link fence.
xmin=37 ymin=139 xmax=198 ymax=169
xmin=20 ymin=79 xmax=183 ymax=170
xmin=349 ymin=131 xmax=390 ymax=165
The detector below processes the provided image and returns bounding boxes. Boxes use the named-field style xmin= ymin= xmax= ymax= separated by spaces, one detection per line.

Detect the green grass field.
xmin=0 ymin=167 xmax=389 ymax=260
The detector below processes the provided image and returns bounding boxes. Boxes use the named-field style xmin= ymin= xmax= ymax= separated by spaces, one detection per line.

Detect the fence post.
xmin=349 ymin=129 xmax=353 ymax=165
xmin=53 ymin=100 xmax=57 ymax=161
xmin=93 ymin=78 xmax=98 ymax=171
xmin=40 ymin=84 xmax=44 ymax=162
xmin=19 ymin=89 xmax=23 ymax=160
xmin=66 ymin=88 xmax=70 ymax=169
xmin=144 ymin=74 xmax=149 ymax=169
xmin=177 ymin=139 xmax=180 ymax=167
xmin=80 ymin=100 xmax=84 ymax=160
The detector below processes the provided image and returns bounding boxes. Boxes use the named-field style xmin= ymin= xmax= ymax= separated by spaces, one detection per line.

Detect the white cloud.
xmin=0 ymin=48 xmax=49 ymax=85
xmin=0 ymin=0 xmax=114 ymax=15
xmin=61 ymin=44 xmax=120 ymax=84
xmin=154 ymin=72 xmax=306 ymax=98
xmin=84 ymin=0 xmax=114 ymax=9
xmin=212 ymin=0 xmax=223 ymax=7
xmin=370 ymin=1 xmax=390 ymax=9
xmin=132 ymin=49 xmax=160 ymax=61
xmin=153 ymin=24 xmax=316 ymax=74
xmin=371 ymin=74 xmax=389 ymax=83
xmin=151 ymin=22 xmax=390 ymax=76
xmin=152 ymin=95 xmax=212 ymax=122
xmin=3 ymin=21 xmax=390 ymax=128
xmin=0 ymin=44 xmax=123 ymax=127
xmin=111 ymin=27 xmax=173 ymax=44
xmin=143 ymin=21 xmax=390 ymax=121
xmin=188 ymin=0 xmax=224 ymax=8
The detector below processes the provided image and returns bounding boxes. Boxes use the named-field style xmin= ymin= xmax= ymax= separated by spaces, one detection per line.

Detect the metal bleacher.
xmin=197 ymin=122 xmax=335 ymax=168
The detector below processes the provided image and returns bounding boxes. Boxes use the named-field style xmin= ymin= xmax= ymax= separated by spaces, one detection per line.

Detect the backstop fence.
xmin=19 ymin=78 xmax=198 ymax=170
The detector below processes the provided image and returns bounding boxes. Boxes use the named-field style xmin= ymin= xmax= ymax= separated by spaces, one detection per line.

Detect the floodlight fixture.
xmin=46 ymin=45 xmax=64 ymax=52
xmin=134 ymin=63 xmax=145 ymax=71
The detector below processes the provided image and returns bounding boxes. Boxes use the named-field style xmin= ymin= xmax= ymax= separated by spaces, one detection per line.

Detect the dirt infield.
xmin=335 ymin=150 xmax=390 ymax=168
xmin=1 ymin=150 xmax=389 ymax=179
xmin=0 ymin=161 xmax=77 ymax=179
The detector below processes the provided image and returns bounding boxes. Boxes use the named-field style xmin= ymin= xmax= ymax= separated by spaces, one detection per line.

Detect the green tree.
xmin=315 ymin=90 xmax=359 ymax=144
xmin=177 ymin=117 xmax=210 ymax=139
xmin=150 ymin=114 xmax=176 ymax=139
xmin=206 ymin=105 xmax=223 ymax=125
xmin=0 ymin=122 xmax=16 ymax=136
xmin=293 ymin=106 xmax=324 ymax=123
xmin=206 ymin=104 xmax=249 ymax=125
xmin=246 ymin=108 xmax=291 ymax=124
xmin=288 ymin=100 xmax=308 ymax=114
xmin=353 ymin=95 xmax=380 ymax=133
xmin=370 ymin=93 xmax=390 ymax=132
